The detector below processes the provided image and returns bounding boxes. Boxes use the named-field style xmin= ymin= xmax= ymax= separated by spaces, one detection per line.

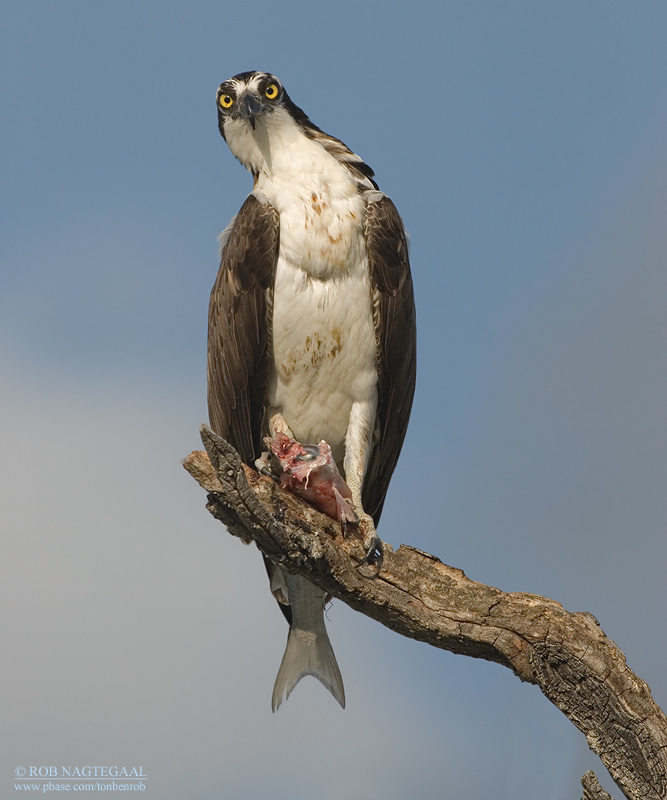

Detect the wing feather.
xmin=207 ymin=193 xmax=279 ymax=464
xmin=362 ymin=194 xmax=417 ymax=523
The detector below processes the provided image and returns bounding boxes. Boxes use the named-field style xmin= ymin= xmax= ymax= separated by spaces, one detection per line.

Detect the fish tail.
xmin=271 ymin=625 xmax=345 ymax=712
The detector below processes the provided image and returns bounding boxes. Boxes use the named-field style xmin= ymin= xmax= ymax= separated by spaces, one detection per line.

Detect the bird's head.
xmin=216 ymin=71 xmax=287 ymax=137
xmin=216 ymin=71 xmax=305 ymax=173
xmin=215 ymin=70 xmax=378 ymax=188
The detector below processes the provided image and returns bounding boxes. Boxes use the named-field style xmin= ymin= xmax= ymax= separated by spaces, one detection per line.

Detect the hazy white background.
xmin=2 ymin=2 xmax=666 ymax=797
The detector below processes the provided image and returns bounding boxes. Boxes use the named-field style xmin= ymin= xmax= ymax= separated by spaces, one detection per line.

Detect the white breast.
xmin=268 ymin=254 xmax=377 ymax=461
xmin=254 ymin=123 xmax=378 ymax=461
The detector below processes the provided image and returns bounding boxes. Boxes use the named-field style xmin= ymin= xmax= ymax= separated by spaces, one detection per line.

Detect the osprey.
xmin=208 ymin=71 xmax=416 ymax=711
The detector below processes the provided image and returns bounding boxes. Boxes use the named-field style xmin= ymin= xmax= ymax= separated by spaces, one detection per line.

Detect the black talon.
xmin=254 ymin=451 xmax=274 ymax=476
xmin=357 ymin=537 xmax=384 ymax=572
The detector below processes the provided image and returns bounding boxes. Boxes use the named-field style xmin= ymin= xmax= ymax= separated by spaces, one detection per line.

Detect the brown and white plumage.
xmin=208 ymin=71 xmax=416 ymax=710
xmin=208 ymin=194 xmax=278 ymax=461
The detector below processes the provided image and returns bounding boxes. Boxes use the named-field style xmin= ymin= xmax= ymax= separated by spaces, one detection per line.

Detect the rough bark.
xmin=183 ymin=426 xmax=667 ymax=800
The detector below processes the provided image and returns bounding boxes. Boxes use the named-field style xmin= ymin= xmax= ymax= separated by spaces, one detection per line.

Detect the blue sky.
xmin=2 ymin=2 xmax=666 ymax=797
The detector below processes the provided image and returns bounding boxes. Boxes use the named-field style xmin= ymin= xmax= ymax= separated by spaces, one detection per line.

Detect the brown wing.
xmin=362 ymin=194 xmax=417 ymax=524
xmin=207 ymin=193 xmax=279 ymax=464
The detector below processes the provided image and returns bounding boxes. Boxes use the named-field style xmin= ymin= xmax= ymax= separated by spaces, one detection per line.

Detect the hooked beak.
xmin=241 ymin=92 xmax=261 ymax=130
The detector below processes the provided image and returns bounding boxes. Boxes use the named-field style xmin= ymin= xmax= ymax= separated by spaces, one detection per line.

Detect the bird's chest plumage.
xmin=259 ymin=160 xmax=378 ymax=451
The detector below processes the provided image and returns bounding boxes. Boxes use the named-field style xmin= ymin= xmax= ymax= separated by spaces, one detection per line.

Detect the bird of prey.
xmin=208 ymin=71 xmax=416 ymax=711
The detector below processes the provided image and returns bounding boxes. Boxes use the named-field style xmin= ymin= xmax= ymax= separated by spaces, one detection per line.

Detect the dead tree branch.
xmin=184 ymin=426 xmax=667 ymax=800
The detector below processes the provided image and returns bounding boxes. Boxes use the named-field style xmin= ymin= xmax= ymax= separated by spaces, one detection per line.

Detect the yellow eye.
xmin=219 ymin=94 xmax=233 ymax=109
xmin=265 ymin=83 xmax=279 ymax=100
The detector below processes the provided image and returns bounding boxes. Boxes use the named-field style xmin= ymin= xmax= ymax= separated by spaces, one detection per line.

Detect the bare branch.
xmin=582 ymin=771 xmax=614 ymax=800
xmin=184 ymin=426 xmax=667 ymax=800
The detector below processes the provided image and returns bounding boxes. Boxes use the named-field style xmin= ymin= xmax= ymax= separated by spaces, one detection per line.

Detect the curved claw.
xmin=254 ymin=451 xmax=275 ymax=477
xmin=355 ymin=513 xmax=383 ymax=572
xmin=358 ymin=536 xmax=383 ymax=571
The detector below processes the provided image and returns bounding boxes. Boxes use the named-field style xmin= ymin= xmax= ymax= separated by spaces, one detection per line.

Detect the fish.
xmin=271 ymin=571 xmax=345 ymax=712
xmin=262 ymin=432 xmax=357 ymax=711
xmin=264 ymin=432 xmax=359 ymax=525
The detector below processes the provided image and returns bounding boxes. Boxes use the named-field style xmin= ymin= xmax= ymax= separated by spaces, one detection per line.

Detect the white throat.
xmin=225 ymin=108 xmax=347 ymax=188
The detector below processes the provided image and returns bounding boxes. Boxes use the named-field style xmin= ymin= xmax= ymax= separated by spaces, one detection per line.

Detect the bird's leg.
xmin=343 ymin=401 xmax=383 ymax=569
xmin=255 ymin=410 xmax=296 ymax=474
xmin=254 ymin=451 xmax=273 ymax=475
xmin=267 ymin=409 xmax=295 ymax=439
xmin=347 ymin=495 xmax=383 ymax=569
